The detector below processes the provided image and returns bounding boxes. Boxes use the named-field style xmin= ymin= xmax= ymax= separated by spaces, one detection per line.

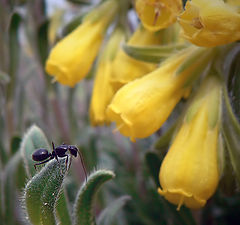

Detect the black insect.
xmin=32 ymin=142 xmax=87 ymax=180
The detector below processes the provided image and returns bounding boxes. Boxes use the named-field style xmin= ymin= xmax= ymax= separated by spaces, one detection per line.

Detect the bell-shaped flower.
xmin=179 ymin=0 xmax=240 ymax=47
xmin=110 ymin=26 xmax=161 ymax=91
xmin=158 ymin=75 xmax=222 ymax=209
xmin=135 ymin=0 xmax=183 ymax=31
xmin=45 ymin=0 xmax=118 ymax=87
xmin=89 ymin=28 xmax=125 ymax=126
xmin=107 ymin=46 xmax=213 ymax=141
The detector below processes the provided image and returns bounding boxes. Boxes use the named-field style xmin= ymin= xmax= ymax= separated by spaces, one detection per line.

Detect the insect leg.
xmin=34 ymin=158 xmax=53 ymax=170
xmin=52 ymin=142 xmax=55 ymax=150
xmin=52 ymin=142 xmax=59 ymax=163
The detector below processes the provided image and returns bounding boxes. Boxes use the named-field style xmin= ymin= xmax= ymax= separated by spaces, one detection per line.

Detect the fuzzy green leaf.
xmin=73 ymin=169 xmax=115 ymax=225
xmin=55 ymin=191 xmax=72 ymax=225
xmin=123 ymin=43 xmax=186 ymax=63
xmin=97 ymin=195 xmax=131 ymax=225
xmin=3 ymin=151 xmax=22 ymax=225
xmin=222 ymin=87 xmax=240 ymax=185
xmin=16 ymin=160 xmax=27 ymax=189
xmin=20 ymin=125 xmax=50 ymax=177
xmin=24 ymin=158 xmax=67 ymax=225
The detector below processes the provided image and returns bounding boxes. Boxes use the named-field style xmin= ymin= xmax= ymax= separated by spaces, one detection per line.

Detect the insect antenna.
xmin=77 ymin=148 xmax=88 ymax=182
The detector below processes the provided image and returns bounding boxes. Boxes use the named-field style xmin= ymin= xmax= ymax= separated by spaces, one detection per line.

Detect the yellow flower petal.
xmin=107 ymin=46 xmax=209 ymax=140
xmin=111 ymin=26 xmax=161 ymax=90
xmin=45 ymin=0 xmax=118 ymax=87
xmin=89 ymin=28 xmax=125 ymax=126
xmin=226 ymin=0 xmax=240 ymax=9
xmin=159 ymin=75 xmax=222 ymax=209
xmin=135 ymin=0 xmax=183 ymax=31
xmin=179 ymin=0 xmax=240 ymax=47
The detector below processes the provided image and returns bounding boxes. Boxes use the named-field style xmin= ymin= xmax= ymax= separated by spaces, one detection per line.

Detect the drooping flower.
xmin=135 ymin=0 xmax=183 ymax=31
xmin=110 ymin=25 xmax=162 ymax=91
xmin=45 ymin=0 xmax=118 ymax=87
xmin=179 ymin=0 xmax=240 ymax=47
xmin=158 ymin=75 xmax=222 ymax=209
xmin=89 ymin=28 xmax=125 ymax=126
xmin=107 ymin=46 xmax=214 ymax=141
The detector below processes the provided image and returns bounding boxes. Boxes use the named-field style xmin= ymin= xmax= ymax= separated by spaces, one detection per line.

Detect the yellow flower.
xmin=135 ymin=0 xmax=182 ymax=31
xmin=45 ymin=0 xmax=118 ymax=87
xmin=179 ymin=0 xmax=240 ymax=47
xmin=89 ymin=28 xmax=125 ymax=126
xmin=107 ymin=46 xmax=212 ymax=141
xmin=111 ymin=26 xmax=162 ymax=91
xmin=158 ymin=75 xmax=222 ymax=209
xmin=227 ymin=0 xmax=240 ymax=7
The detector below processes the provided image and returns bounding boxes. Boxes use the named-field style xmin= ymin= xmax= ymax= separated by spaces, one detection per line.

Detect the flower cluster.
xmin=45 ymin=0 xmax=240 ymax=210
